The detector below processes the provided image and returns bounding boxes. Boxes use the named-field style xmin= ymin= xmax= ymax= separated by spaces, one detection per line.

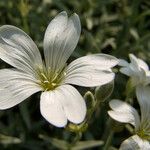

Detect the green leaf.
xmin=39 ymin=135 xmax=69 ymax=150
xmin=0 ymin=134 xmax=21 ymax=145
xmin=72 ymin=140 xmax=104 ymax=150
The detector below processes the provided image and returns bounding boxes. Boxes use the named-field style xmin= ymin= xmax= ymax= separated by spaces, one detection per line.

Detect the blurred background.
xmin=0 ymin=0 xmax=150 ymax=149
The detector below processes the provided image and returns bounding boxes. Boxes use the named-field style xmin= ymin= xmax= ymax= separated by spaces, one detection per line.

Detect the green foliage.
xmin=0 ymin=0 xmax=150 ymax=149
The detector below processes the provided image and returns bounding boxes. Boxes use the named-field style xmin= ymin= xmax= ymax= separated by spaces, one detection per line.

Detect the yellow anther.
xmin=37 ymin=66 xmax=66 ymax=91
xmin=52 ymin=83 xmax=57 ymax=86
xmin=43 ymin=80 xmax=49 ymax=83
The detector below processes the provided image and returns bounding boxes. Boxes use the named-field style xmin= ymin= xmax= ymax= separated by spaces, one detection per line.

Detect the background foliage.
xmin=0 ymin=0 xmax=150 ymax=149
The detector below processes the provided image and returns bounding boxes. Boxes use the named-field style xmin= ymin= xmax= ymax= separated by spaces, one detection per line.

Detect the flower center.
xmin=36 ymin=67 xmax=66 ymax=91
xmin=137 ymin=126 xmax=150 ymax=141
xmin=137 ymin=130 xmax=150 ymax=141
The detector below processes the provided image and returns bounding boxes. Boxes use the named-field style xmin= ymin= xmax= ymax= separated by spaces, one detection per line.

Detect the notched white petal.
xmin=56 ymin=85 xmax=86 ymax=124
xmin=129 ymin=54 xmax=139 ymax=68
xmin=64 ymin=54 xmax=118 ymax=87
xmin=108 ymin=100 xmax=140 ymax=128
xmin=64 ymin=70 xmax=115 ymax=87
xmin=40 ymin=84 xmax=86 ymax=127
xmin=136 ymin=86 xmax=150 ymax=123
xmin=0 ymin=69 xmax=41 ymax=109
xmin=120 ymin=135 xmax=150 ymax=150
xmin=43 ymin=11 xmax=81 ymax=72
xmin=0 ymin=25 xmax=42 ymax=74
xmin=138 ymin=59 xmax=149 ymax=71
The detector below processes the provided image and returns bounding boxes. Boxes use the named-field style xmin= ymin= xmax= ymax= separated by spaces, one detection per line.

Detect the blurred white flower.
xmin=0 ymin=11 xmax=118 ymax=127
xmin=119 ymin=54 xmax=150 ymax=87
xmin=108 ymin=86 xmax=150 ymax=150
xmin=120 ymin=135 xmax=150 ymax=150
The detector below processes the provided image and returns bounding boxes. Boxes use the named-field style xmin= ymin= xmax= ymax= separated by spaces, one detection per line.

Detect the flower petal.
xmin=40 ymin=85 xmax=86 ymax=127
xmin=138 ymin=59 xmax=149 ymax=71
xmin=120 ymin=67 xmax=132 ymax=76
xmin=63 ymin=54 xmax=118 ymax=87
xmin=119 ymin=54 xmax=150 ymax=87
xmin=136 ymin=86 xmax=150 ymax=127
xmin=144 ymin=71 xmax=150 ymax=84
xmin=40 ymin=91 xmax=67 ymax=127
xmin=120 ymin=135 xmax=150 ymax=150
xmin=129 ymin=54 xmax=140 ymax=71
xmin=108 ymin=100 xmax=140 ymax=128
xmin=129 ymin=54 xmax=149 ymax=72
xmin=0 ymin=25 xmax=43 ymax=75
xmin=43 ymin=11 xmax=81 ymax=72
xmin=56 ymin=85 xmax=86 ymax=124
xmin=119 ymin=59 xmax=133 ymax=76
xmin=118 ymin=59 xmax=129 ymax=67
xmin=0 ymin=69 xmax=41 ymax=109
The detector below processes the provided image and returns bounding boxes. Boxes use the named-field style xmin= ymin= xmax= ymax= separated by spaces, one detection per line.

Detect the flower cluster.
xmin=108 ymin=54 xmax=150 ymax=149
xmin=0 ymin=11 xmax=149 ymax=149
xmin=108 ymin=86 xmax=150 ymax=149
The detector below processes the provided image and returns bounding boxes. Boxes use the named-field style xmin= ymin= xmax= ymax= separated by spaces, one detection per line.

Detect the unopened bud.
xmin=84 ymin=91 xmax=96 ymax=109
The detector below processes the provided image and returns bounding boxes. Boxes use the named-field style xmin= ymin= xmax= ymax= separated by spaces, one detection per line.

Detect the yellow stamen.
xmin=36 ymin=66 xmax=66 ymax=91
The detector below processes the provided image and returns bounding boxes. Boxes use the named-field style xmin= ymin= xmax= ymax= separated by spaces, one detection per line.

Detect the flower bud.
xmin=84 ymin=91 xmax=96 ymax=109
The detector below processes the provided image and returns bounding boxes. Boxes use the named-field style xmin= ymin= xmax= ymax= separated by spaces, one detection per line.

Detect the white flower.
xmin=108 ymin=86 xmax=150 ymax=150
xmin=119 ymin=54 xmax=150 ymax=86
xmin=0 ymin=11 xmax=118 ymax=127
xmin=120 ymin=135 xmax=150 ymax=150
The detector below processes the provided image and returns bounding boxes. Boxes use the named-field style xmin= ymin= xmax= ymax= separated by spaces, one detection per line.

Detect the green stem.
xmin=102 ymin=130 xmax=114 ymax=150
xmin=72 ymin=132 xmax=82 ymax=145
xmin=86 ymin=98 xmax=102 ymax=124
xmin=68 ymin=132 xmax=82 ymax=149
xmin=101 ymin=118 xmax=112 ymax=140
